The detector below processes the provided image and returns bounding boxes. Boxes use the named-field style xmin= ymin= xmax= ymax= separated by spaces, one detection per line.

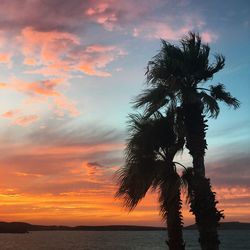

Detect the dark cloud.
xmin=0 ymin=0 xmax=186 ymax=37
xmin=222 ymin=197 xmax=250 ymax=204
xmin=26 ymin=118 xmax=125 ymax=146
xmin=0 ymin=0 xmax=150 ymax=32
xmin=207 ymin=153 xmax=250 ymax=187
xmin=0 ymin=119 xmax=124 ymax=194
xmin=87 ymin=161 xmax=104 ymax=168
xmin=0 ymin=0 xmax=90 ymax=32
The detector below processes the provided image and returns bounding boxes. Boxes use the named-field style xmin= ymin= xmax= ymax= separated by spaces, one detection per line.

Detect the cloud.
xmin=1 ymin=78 xmax=79 ymax=119
xmin=12 ymin=115 xmax=39 ymax=126
xmin=128 ymin=16 xmax=217 ymax=42
xmin=15 ymin=172 xmax=43 ymax=178
xmin=0 ymin=121 xmax=124 ymax=195
xmin=0 ymin=52 xmax=12 ymax=65
xmin=2 ymin=110 xmax=39 ymax=126
xmin=0 ymin=0 xmax=159 ymax=33
xmin=0 ymin=21 xmax=126 ymax=121
xmin=0 ymin=118 xmax=249 ymax=225
xmin=52 ymin=95 xmax=80 ymax=117
xmin=84 ymin=0 xmax=218 ymax=42
xmin=0 ymin=1 xmax=218 ymax=43
xmin=0 ymin=0 xmax=157 ymax=38
xmin=12 ymin=78 xmax=62 ymax=97
xmin=0 ymin=0 xmax=90 ymax=32
xmin=85 ymin=3 xmax=118 ymax=31
xmin=76 ymin=44 xmax=126 ymax=77
xmin=2 ymin=110 xmax=20 ymax=118
xmin=17 ymin=27 xmax=126 ymax=78
xmin=0 ymin=0 xmax=216 ymax=128
xmin=135 ymin=21 xmax=190 ymax=40
xmin=85 ymin=0 xmax=165 ymax=32
xmin=19 ymin=27 xmax=79 ymax=68
xmin=207 ymin=153 xmax=250 ymax=188
xmin=201 ymin=31 xmax=218 ymax=43
xmin=87 ymin=161 xmax=105 ymax=168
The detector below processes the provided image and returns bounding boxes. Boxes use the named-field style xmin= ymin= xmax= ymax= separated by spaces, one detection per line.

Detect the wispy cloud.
xmin=1 ymin=78 xmax=79 ymax=121
xmin=207 ymin=153 xmax=250 ymax=188
xmin=0 ymin=120 xmax=124 ymax=193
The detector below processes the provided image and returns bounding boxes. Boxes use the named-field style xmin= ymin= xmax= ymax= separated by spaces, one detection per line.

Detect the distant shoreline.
xmin=0 ymin=222 xmax=250 ymax=233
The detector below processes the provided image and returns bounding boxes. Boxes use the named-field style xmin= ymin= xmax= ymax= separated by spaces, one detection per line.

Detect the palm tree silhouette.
xmin=133 ymin=32 xmax=240 ymax=250
xmin=116 ymin=111 xmax=186 ymax=250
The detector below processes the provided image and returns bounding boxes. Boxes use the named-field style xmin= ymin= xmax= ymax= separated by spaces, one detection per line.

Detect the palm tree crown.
xmin=116 ymin=112 xmax=185 ymax=250
xmin=116 ymin=112 xmax=184 ymax=209
xmin=134 ymin=32 xmax=239 ymax=119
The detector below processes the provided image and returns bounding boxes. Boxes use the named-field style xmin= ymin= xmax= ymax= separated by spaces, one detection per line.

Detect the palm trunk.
xmin=160 ymin=175 xmax=185 ymax=250
xmin=183 ymin=102 xmax=223 ymax=250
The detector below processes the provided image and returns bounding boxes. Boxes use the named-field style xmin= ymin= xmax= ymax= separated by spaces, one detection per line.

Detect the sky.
xmin=0 ymin=0 xmax=249 ymax=226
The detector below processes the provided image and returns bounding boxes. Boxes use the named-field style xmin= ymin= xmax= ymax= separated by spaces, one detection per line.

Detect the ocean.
xmin=0 ymin=230 xmax=249 ymax=249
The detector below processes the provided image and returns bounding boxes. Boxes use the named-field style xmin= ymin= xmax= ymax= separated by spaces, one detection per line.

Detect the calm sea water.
xmin=0 ymin=230 xmax=249 ymax=250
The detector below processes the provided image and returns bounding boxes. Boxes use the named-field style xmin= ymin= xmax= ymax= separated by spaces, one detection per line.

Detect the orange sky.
xmin=0 ymin=128 xmax=249 ymax=226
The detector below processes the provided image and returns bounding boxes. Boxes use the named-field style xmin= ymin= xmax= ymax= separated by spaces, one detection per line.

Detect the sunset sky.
xmin=0 ymin=0 xmax=249 ymax=226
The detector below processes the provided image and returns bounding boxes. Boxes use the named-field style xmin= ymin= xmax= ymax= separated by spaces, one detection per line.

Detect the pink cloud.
xmin=2 ymin=110 xmax=20 ymax=118
xmin=20 ymin=27 xmax=80 ymax=66
xmin=132 ymin=17 xmax=218 ymax=42
xmin=138 ymin=21 xmax=190 ymax=40
xmin=85 ymin=1 xmax=219 ymax=43
xmin=1 ymin=78 xmax=80 ymax=118
xmin=201 ymin=31 xmax=218 ymax=43
xmin=18 ymin=27 xmax=126 ymax=78
xmin=85 ymin=0 xmax=163 ymax=31
xmin=4 ymin=78 xmax=63 ymax=98
xmin=85 ymin=2 xmax=118 ymax=31
xmin=12 ymin=115 xmax=39 ymax=126
xmin=0 ymin=53 xmax=12 ymax=65
xmin=6 ymin=78 xmax=62 ymax=97
xmin=73 ymin=45 xmax=126 ymax=77
xmin=1 ymin=109 xmax=38 ymax=126
xmin=0 ymin=31 xmax=12 ymax=66
xmin=0 ymin=82 xmax=7 ymax=88
xmin=53 ymin=96 xmax=80 ymax=117
xmin=0 ymin=26 xmax=126 ymax=121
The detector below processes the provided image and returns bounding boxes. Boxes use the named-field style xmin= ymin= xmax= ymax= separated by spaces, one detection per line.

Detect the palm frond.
xmin=210 ymin=84 xmax=240 ymax=109
xmin=116 ymin=110 xmax=186 ymax=210
xmin=115 ymin=158 xmax=157 ymax=209
xmin=116 ymin=114 xmax=158 ymax=209
xmin=147 ymin=40 xmax=184 ymax=84
xmin=206 ymin=54 xmax=225 ymax=77
xmin=199 ymin=91 xmax=220 ymax=118
xmin=133 ymin=85 xmax=176 ymax=118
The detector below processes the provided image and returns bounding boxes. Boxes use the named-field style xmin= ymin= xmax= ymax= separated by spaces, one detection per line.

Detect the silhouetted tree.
xmin=133 ymin=32 xmax=240 ymax=250
xmin=116 ymin=111 xmax=185 ymax=250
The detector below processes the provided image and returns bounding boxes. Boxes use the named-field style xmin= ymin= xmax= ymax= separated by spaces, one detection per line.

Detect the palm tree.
xmin=133 ymin=32 xmax=240 ymax=250
xmin=116 ymin=111 xmax=186 ymax=250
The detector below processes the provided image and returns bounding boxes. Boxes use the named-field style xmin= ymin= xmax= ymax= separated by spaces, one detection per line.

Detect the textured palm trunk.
xmin=183 ymin=101 xmax=223 ymax=250
xmin=162 ymin=177 xmax=185 ymax=250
